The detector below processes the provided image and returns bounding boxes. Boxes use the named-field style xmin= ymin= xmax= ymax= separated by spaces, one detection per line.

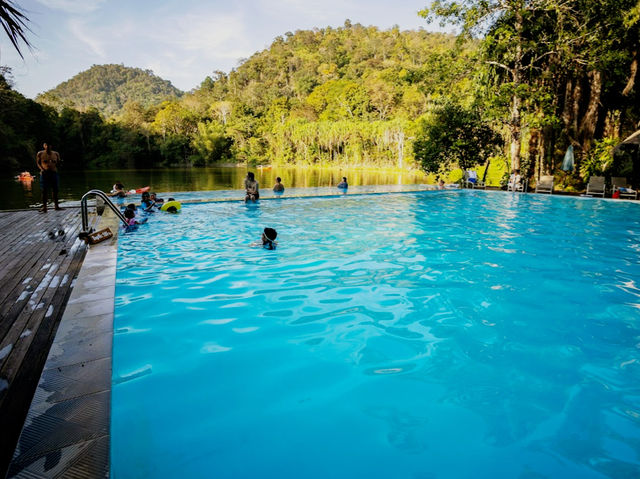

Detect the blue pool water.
xmin=112 ymin=190 xmax=640 ymax=478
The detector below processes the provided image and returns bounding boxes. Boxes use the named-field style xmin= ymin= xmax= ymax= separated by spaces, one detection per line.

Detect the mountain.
xmin=36 ymin=64 xmax=183 ymax=118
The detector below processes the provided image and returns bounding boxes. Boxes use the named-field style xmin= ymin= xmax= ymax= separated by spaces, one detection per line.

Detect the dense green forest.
xmin=1 ymin=1 xmax=639 ymax=187
xmin=37 ymin=64 xmax=183 ymax=117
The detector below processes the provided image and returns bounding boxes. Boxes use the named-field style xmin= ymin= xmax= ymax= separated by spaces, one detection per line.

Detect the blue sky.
xmin=1 ymin=0 xmax=440 ymax=98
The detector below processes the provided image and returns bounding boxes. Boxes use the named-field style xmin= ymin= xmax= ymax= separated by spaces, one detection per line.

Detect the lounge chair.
xmin=507 ymin=178 xmax=528 ymax=192
xmin=611 ymin=177 xmax=638 ymax=200
xmin=586 ymin=176 xmax=605 ymax=197
xmin=463 ymin=170 xmax=485 ymax=189
xmin=535 ymin=175 xmax=554 ymax=194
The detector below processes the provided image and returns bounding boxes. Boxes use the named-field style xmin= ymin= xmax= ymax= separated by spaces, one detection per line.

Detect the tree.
xmin=191 ymin=121 xmax=232 ymax=165
xmin=420 ymin=0 xmax=563 ymax=170
xmin=413 ymin=103 xmax=501 ymax=173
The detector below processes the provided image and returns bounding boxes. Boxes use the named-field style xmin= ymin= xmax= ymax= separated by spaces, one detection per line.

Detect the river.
xmin=1 ymin=166 xmax=429 ymax=210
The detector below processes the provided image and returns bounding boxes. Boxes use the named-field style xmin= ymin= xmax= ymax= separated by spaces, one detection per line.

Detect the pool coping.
xmin=8 ymin=186 xmax=639 ymax=477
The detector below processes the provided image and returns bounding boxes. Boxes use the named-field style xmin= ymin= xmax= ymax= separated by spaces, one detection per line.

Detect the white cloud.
xmin=68 ymin=18 xmax=106 ymax=57
xmin=150 ymin=11 xmax=250 ymax=55
xmin=134 ymin=10 xmax=254 ymax=90
xmin=34 ymin=0 xmax=106 ymax=14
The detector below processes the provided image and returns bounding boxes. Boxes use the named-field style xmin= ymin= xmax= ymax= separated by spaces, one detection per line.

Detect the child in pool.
xmin=123 ymin=208 xmax=147 ymax=231
xmin=109 ymin=181 xmax=127 ymax=198
xmin=252 ymin=227 xmax=278 ymax=250
xmin=150 ymin=192 xmax=164 ymax=207
xmin=140 ymin=192 xmax=156 ymax=212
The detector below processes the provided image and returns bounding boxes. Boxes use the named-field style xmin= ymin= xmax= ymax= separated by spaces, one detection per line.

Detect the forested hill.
xmin=36 ymin=64 xmax=183 ymax=117
xmin=4 ymin=11 xmax=638 ymax=180
xmin=169 ymin=24 xmax=479 ymax=166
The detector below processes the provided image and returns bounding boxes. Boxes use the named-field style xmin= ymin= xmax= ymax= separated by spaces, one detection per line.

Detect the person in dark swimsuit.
xmin=36 ymin=142 xmax=62 ymax=212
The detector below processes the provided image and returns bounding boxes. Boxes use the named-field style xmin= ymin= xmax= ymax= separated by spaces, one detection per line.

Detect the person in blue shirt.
xmin=140 ymin=192 xmax=156 ymax=212
xmin=337 ymin=177 xmax=348 ymax=189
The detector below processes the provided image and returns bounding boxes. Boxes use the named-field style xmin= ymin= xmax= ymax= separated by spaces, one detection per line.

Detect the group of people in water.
xmin=243 ymin=172 xmax=348 ymax=203
xmin=109 ymin=185 xmax=181 ymax=232
xmin=243 ymin=172 xmax=347 ymax=249
xmin=115 ymin=172 xmax=351 ymax=250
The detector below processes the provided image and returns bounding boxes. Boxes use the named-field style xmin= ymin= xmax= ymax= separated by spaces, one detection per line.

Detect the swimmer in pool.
xmin=251 ymin=227 xmax=278 ymax=250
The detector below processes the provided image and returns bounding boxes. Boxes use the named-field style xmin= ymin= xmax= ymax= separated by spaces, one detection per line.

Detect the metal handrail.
xmin=79 ymin=189 xmax=128 ymax=236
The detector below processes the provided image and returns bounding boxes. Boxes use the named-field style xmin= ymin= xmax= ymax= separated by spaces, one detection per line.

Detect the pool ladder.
xmin=79 ymin=189 xmax=128 ymax=239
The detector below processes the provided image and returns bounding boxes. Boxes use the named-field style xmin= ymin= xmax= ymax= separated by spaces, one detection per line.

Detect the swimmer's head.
xmin=263 ymin=227 xmax=277 ymax=243
xmin=247 ymin=172 xmax=255 ymax=181
xmin=124 ymin=209 xmax=135 ymax=219
xmin=141 ymin=192 xmax=150 ymax=199
xmin=126 ymin=203 xmax=137 ymax=210
xmin=167 ymin=206 xmax=178 ymax=213
xmin=276 ymin=177 xmax=281 ymax=183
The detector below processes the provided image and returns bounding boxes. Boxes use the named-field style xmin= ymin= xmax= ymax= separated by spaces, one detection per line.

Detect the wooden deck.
xmin=0 ymin=207 xmax=97 ymax=476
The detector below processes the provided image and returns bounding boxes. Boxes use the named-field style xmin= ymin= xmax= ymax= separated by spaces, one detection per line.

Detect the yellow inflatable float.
xmin=160 ymin=200 xmax=181 ymax=213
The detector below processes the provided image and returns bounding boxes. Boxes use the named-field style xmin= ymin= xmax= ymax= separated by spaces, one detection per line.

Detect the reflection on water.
xmin=0 ymin=166 xmax=427 ymax=210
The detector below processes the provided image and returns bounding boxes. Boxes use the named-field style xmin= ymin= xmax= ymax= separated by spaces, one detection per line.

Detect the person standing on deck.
xmin=36 ymin=142 xmax=62 ymax=212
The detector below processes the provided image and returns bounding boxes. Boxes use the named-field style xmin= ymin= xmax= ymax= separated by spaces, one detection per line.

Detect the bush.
xmin=580 ymin=138 xmax=618 ymax=182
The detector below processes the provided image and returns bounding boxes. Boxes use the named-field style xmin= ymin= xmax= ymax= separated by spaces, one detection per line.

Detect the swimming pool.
xmin=112 ymin=190 xmax=640 ymax=478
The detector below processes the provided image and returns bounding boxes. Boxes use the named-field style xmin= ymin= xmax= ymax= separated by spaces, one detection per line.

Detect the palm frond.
xmin=0 ymin=0 xmax=32 ymax=59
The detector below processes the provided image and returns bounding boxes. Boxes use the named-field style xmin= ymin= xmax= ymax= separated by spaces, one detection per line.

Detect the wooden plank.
xmin=0 ymin=208 xmax=102 ymax=477
xmin=0 ymin=213 xmax=65 ymax=277
xmin=0 ymin=212 xmax=81 ymax=309
xmin=0 ymin=218 xmax=84 ymax=361
xmin=0 ymin=236 xmax=87 ymax=391
xmin=0 ymin=212 xmax=82 ymax=342
xmin=0 ymin=210 xmax=76 ymax=265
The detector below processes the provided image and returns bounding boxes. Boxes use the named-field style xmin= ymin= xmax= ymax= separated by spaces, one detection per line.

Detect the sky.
xmin=1 ymin=0 xmax=440 ymax=99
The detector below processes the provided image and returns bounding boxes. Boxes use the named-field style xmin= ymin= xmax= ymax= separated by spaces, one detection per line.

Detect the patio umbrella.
xmin=613 ymin=130 xmax=640 ymax=152
xmin=561 ymin=145 xmax=574 ymax=171
xmin=613 ymin=130 xmax=640 ymax=186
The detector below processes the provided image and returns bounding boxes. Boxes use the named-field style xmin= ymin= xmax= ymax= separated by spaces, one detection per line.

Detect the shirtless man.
xmin=36 ymin=142 xmax=62 ymax=212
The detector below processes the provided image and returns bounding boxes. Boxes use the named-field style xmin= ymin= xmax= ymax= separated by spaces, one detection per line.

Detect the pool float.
xmin=15 ymin=171 xmax=35 ymax=182
xmin=160 ymin=200 xmax=181 ymax=212
xmin=127 ymin=186 xmax=150 ymax=194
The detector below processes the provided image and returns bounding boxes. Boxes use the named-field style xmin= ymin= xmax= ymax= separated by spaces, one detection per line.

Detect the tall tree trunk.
xmin=509 ymin=90 xmax=522 ymax=171
xmin=622 ymin=49 xmax=638 ymax=97
xmin=509 ymin=8 xmax=524 ymax=171
xmin=561 ymin=78 xmax=574 ymax=136
xmin=579 ymin=70 xmax=602 ymax=153
xmin=528 ymin=128 xmax=539 ymax=181
xmin=508 ymin=72 xmax=522 ymax=170
xmin=571 ymin=78 xmax=582 ymax=139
